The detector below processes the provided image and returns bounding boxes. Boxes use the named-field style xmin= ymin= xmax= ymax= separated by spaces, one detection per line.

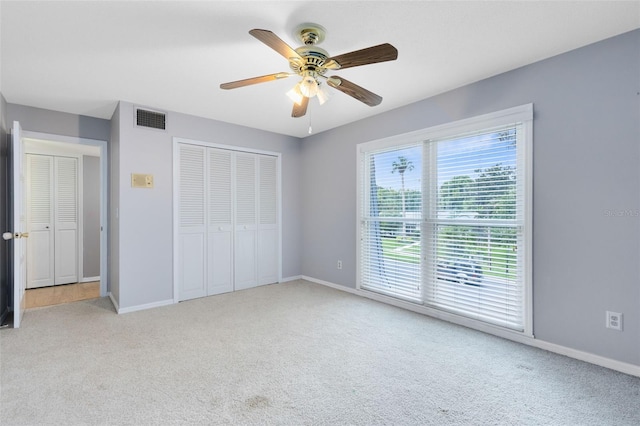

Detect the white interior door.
xmin=26 ymin=154 xmax=54 ymax=288
xmin=10 ymin=121 xmax=27 ymax=328
xmin=178 ymin=144 xmax=207 ymax=301
xmin=234 ymin=153 xmax=258 ymax=291
xmin=207 ymin=148 xmax=233 ymax=295
xmin=54 ymin=156 xmax=78 ymax=284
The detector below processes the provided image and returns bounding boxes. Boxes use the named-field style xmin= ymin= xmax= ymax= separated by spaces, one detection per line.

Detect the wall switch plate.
xmin=337 ymin=260 xmax=343 ymax=270
xmin=131 ymin=173 xmax=154 ymax=188
xmin=606 ymin=311 xmax=623 ymax=331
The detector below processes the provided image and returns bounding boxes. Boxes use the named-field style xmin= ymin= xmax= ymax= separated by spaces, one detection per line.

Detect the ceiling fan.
xmin=220 ymin=23 xmax=398 ymax=118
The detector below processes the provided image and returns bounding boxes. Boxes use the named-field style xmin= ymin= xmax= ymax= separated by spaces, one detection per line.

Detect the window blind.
xmin=358 ymin=106 xmax=531 ymax=333
xmin=424 ymin=124 xmax=525 ymax=330
xmin=360 ymin=144 xmax=422 ymax=303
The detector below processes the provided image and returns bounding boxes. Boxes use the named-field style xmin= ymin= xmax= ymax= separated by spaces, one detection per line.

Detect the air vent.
xmin=135 ymin=107 xmax=166 ymax=130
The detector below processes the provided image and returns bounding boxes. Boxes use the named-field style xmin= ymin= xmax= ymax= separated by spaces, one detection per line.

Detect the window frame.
xmin=356 ymin=104 xmax=533 ymax=337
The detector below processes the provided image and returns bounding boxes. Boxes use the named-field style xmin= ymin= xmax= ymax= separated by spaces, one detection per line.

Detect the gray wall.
xmin=0 ymin=93 xmax=8 ymax=322
xmin=7 ymin=104 xmax=110 ymax=142
xmin=6 ymin=104 xmax=110 ymax=289
xmin=300 ymin=29 xmax=640 ymax=366
xmin=111 ymin=102 xmax=302 ymax=310
xmin=82 ymin=155 xmax=100 ymax=278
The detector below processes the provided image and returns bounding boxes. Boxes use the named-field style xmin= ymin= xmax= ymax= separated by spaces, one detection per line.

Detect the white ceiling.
xmin=1 ymin=1 xmax=639 ymax=138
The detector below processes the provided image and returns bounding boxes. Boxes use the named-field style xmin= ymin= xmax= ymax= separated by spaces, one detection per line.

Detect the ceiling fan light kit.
xmin=299 ymin=71 xmax=320 ymax=97
xmin=220 ymin=22 xmax=398 ymax=118
xmin=286 ymin=84 xmax=304 ymax=105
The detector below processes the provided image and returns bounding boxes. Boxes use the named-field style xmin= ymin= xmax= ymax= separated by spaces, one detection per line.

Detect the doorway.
xmin=22 ymin=132 xmax=108 ymax=306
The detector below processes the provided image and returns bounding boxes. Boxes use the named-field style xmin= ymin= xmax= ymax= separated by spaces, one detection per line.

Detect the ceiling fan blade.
xmin=249 ymin=29 xmax=303 ymax=62
xmin=220 ymin=73 xmax=291 ymax=90
xmin=291 ymin=96 xmax=309 ymax=118
xmin=327 ymin=76 xmax=382 ymax=106
xmin=324 ymin=43 xmax=398 ymax=70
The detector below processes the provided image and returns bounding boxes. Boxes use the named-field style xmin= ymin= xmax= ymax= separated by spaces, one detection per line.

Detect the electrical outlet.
xmin=337 ymin=260 xmax=343 ymax=270
xmin=606 ymin=311 xmax=623 ymax=331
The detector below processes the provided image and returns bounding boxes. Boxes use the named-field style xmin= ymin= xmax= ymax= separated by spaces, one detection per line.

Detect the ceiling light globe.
xmin=286 ymin=84 xmax=304 ymax=105
xmin=299 ymin=75 xmax=319 ymax=98
xmin=317 ymin=83 xmax=330 ymax=105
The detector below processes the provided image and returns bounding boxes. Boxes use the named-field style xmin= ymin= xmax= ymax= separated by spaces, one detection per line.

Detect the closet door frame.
xmin=25 ymin=150 xmax=84 ymax=287
xmin=22 ymin=133 xmax=108 ymax=297
xmin=172 ymin=137 xmax=282 ymax=304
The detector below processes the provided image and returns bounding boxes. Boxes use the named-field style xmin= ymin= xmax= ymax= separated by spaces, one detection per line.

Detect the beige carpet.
xmin=1 ymin=280 xmax=639 ymax=425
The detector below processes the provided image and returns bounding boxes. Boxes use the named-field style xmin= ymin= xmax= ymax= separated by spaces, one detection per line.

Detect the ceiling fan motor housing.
xmin=290 ymin=46 xmax=329 ymax=79
xmin=289 ymin=23 xmax=332 ymax=86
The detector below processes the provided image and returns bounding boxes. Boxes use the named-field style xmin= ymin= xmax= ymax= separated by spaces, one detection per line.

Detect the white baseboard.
xmin=108 ymin=292 xmax=119 ymax=312
xmin=301 ymin=275 xmax=360 ymax=294
xmin=281 ymin=275 xmax=303 ymax=283
xmin=532 ymin=339 xmax=640 ymax=378
xmin=301 ymin=275 xmax=529 ymax=341
xmin=81 ymin=276 xmax=100 ymax=283
xmin=301 ymin=275 xmax=640 ymax=378
xmin=112 ymin=297 xmax=174 ymax=315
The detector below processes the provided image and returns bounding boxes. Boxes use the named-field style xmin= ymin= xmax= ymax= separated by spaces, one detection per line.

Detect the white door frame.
xmin=172 ymin=137 xmax=282 ymax=303
xmin=21 ymin=131 xmax=109 ymax=297
xmin=9 ymin=121 xmax=26 ymax=328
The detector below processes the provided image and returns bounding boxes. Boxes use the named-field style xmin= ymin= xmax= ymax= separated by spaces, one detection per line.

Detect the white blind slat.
xmin=360 ymin=121 xmax=527 ymax=332
xmin=360 ymin=144 xmax=422 ymax=302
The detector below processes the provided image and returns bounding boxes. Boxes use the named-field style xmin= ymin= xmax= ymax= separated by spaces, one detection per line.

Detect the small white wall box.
xmin=131 ymin=173 xmax=154 ymax=188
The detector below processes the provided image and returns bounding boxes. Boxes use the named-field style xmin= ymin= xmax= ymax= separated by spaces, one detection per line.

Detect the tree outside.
xmin=437 ymin=162 xmax=517 ymax=279
xmin=391 ymin=156 xmax=414 ymax=237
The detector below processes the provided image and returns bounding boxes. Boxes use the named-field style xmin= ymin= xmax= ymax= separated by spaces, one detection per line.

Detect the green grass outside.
xmin=378 ymin=236 xmax=517 ymax=280
xmin=380 ymin=237 xmax=420 ymax=264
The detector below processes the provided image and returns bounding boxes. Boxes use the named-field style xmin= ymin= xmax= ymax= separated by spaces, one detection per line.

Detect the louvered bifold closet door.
xmin=207 ymin=148 xmax=234 ymax=295
xmin=54 ymin=156 xmax=78 ymax=285
xmin=178 ymin=144 xmax=207 ymax=301
xmin=26 ymin=154 xmax=54 ymax=288
xmin=258 ymin=155 xmax=278 ymax=285
xmin=234 ymin=152 xmax=258 ymax=290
